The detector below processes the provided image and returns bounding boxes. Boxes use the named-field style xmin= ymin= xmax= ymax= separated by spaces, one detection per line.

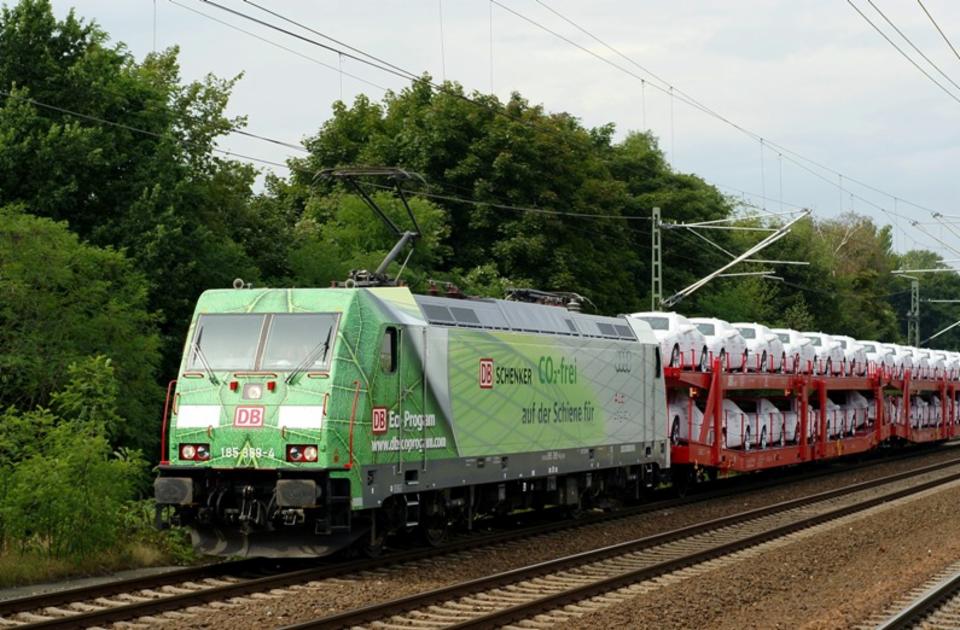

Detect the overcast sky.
xmin=46 ymin=0 xmax=960 ymax=258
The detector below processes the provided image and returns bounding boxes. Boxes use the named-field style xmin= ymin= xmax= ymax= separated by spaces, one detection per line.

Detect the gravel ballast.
xmin=163 ymin=446 xmax=960 ymax=629
xmin=571 ymin=480 xmax=960 ymax=630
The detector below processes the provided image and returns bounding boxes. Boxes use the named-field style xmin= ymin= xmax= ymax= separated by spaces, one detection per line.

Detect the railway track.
xmin=0 ymin=446 xmax=953 ymax=629
xmin=282 ymin=458 xmax=960 ymax=630
xmin=865 ymin=561 xmax=960 ymax=629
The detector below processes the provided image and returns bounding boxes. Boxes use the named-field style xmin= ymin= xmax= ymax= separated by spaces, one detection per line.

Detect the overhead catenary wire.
xmin=846 ymin=0 xmax=960 ymax=106
xmin=168 ymin=0 xmax=389 ymax=92
xmin=865 ymin=0 xmax=960 ymax=94
xmin=134 ymin=2 xmax=954 ymax=260
xmin=498 ymin=0 xmax=942 ymax=250
xmin=193 ymin=0 xmax=939 ymax=258
xmin=917 ymin=0 xmax=960 ymax=63
xmin=0 ymin=82 xmax=677 ymax=239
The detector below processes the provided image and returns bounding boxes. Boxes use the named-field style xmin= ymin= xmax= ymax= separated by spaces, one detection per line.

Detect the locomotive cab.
xmin=155 ymin=286 xmax=416 ymax=557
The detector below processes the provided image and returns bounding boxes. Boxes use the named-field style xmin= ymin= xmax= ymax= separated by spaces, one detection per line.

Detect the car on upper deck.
xmin=732 ymin=323 xmax=785 ymax=372
xmin=628 ymin=311 xmax=708 ymax=370
xmin=770 ymin=328 xmax=817 ymax=374
xmin=689 ymin=317 xmax=748 ymax=371
xmin=831 ymin=335 xmax=868 ymax=376
xmin=802 ymin=332 xmax=845 ymax=375
xmin=858 ymin=340 xmax=896 ymax=375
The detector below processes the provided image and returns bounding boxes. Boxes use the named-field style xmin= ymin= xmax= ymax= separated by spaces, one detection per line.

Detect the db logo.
xmin=479 ymin=358 xmax=494 ymax=389
xmin=372 ymin=407 xmax=388 ymax=434
xmin=233 ymin=406 xmax=264 ymax=428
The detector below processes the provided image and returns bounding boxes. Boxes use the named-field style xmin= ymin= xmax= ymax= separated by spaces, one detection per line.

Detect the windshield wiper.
xmin=190 ymin=329 xmax=220 ymax=385
xmin=285 ymin=327 xmax=333 ymax=385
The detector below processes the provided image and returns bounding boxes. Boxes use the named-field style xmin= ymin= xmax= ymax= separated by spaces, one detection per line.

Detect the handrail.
xmin=159 ymin=379 xmax=177 ymax=465
xmin=345 ymin=380 xmax=362 ymax=470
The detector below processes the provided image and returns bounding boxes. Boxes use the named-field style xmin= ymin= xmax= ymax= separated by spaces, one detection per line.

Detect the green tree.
xmin=0 ymin=207 xmax=161 ymax=451
xmin=279 ymin=81 xmax=734 ymax=314
xmin=0 ymin=0 xmax=260 ymax=380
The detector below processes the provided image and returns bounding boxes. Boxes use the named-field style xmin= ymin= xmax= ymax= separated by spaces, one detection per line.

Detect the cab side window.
xmin=381 ymin=327 xmax=398 ymax=373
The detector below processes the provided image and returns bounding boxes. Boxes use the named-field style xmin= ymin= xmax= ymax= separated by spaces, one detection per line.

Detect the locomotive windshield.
xmin=189 ymin=314 xmax=263 ymax=370
xmin=261 ymin=314 xmax=338 ymax=370
xmin=187 ymin=313 xmax=338 ymax=371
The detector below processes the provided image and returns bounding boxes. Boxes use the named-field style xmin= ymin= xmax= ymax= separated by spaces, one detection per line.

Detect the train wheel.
xmin=419 ymin=496 xmax=449 ymax=547
xmin=361 ymin=511 xmax=389 ymax=558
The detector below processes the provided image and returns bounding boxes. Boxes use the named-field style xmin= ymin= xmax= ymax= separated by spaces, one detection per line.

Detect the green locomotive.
xmin=154 ymin=285 xmax=668 ymax=557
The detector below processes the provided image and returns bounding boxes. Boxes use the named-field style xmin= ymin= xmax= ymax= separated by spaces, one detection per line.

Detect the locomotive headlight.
xmin=243 ymin=383 xmax=263 ymax=400
xmin=286 ymin=444 xmax=318 ymax=462
xmin=178 ymin=443 xmax=210 ymax=461
xmin=287 ymin=445 xmax=302 ymax=462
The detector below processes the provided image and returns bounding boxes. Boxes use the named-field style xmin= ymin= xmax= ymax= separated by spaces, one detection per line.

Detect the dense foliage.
xmin=2 ymin=0 xmax=960 ymax=574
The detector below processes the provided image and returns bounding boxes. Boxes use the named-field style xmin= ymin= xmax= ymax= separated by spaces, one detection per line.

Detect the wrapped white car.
xmin=733 ymin=323 xmax=785 ymax=372
xmin=690 ymin=317 xmax=749 ymax=371
xmin=802 ymin=332 xmax=845 ymax=375
xmin=628 ymin=311 xmax=708 ymax=370
xmin=831 ymin=335 xmax=868 ymax=376
xmin=859 ymin=340 xmax=896 ymax=375
xmin=771 ymin=328 xmax=818 ymax=374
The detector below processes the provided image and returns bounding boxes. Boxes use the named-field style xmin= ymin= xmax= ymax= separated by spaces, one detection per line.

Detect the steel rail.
xmin=875 ymin=569 xmax=960 ymax=629
xmin=0 ymin=558 xmax=262 ymax=618
xmin=283 ymin=458 xmax=960 ymax=630
xmin=4 ymin=445 xmax=952 ymax=628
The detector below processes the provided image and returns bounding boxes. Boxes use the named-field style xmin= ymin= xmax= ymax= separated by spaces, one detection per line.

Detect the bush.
xmin=0 ymin=356 xmax=149 ymax=559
